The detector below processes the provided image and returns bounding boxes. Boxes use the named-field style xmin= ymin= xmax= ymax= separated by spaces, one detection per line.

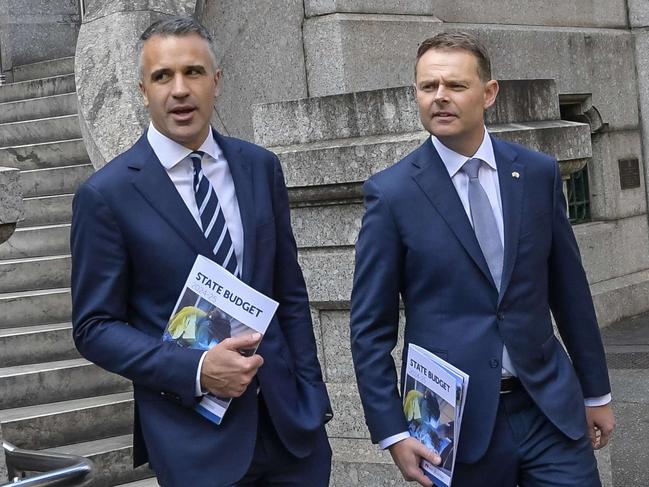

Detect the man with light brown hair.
xmin=351 ymin=31 xmax=614 ymax=486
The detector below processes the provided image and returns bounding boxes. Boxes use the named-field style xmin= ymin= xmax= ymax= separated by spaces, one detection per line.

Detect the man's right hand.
xmin=200 ymin=333 xmax=264 ymax=397
xmin=389 ymin=437 xmax=441 ymax=487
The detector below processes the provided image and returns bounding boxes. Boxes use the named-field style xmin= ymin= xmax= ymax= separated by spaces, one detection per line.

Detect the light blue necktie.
xmin=462 ymin=158 xmax=516 ymax=375
xmin=190 ymin=151 xmax=239 ymax=277
xmin=461 ymin=158 xmax=503 ymax=289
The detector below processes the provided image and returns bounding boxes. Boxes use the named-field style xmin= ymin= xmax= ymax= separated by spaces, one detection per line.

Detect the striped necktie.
xmin=189 ymin=151 xmax=239 ymax=276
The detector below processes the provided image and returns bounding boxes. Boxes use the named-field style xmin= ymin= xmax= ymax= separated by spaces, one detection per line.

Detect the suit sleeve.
xmin=270 ymin=156 xmax=325 ymax=385
xmin=71 ymin=182 xmax=204 ymax=407
xmin=547 ymin=162 xmax=611 ymax=398
xmin=350 ymin=178 xmax=408 ymax=443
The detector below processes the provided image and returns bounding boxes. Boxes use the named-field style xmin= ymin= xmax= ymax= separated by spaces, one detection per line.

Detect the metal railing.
xmin=1 ymin=441 xmax=94 ymax=487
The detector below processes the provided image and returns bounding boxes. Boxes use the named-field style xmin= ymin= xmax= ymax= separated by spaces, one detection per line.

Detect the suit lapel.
xmin=492 ymin=137 xmax=524 ymax=302
xmin=214 ymin=130 xmax=256 ymax=285
xmin=129 ymin=134 xmax=213 ymax=257
xmin=411 ymin=139 xmax=495 ymax=287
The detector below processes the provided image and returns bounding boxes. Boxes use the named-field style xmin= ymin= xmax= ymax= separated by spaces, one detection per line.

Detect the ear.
xmin=483 ymin=79 xmax=499 ymax=110
xmin=213 ymin=69 xmax=222 ymax=98
xmin=139 ymin=80 xmax=149 ymax=108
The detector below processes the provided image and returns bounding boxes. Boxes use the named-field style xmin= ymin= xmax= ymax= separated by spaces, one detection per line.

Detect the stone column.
xmin=0 ymin=424 xmax=6 ymax=485
xmin=75 ymin=0 xmax=198 ymax=168
xmin=0 ymin=167 xmax=23 ymax=243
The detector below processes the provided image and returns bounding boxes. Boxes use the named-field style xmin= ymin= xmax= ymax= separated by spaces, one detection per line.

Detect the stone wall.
xmin=0 ymin=0 xmax=80 ymax=75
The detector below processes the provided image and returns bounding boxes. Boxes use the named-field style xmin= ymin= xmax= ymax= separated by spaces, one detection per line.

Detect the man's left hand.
xmin=585 ymin=404 xmax=615 ymax=449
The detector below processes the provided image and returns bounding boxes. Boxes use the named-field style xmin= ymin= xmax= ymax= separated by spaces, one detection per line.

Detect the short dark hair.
xmin=415 ymin=31 xmax=492 ymax=82
xmin=137 ymin=16 xmax=218 ymax=79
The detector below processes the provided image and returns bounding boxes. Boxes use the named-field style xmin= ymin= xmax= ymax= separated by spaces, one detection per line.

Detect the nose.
xmin=434 ymin=84 xmax=449 ymax=102
xmin=171 ymin=75 xmax=189 ymax=97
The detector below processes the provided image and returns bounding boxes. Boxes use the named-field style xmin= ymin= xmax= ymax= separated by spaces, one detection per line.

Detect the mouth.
xmin=433 ymin=111 xmax=457 ymax=120
xmin=169 ymin=105 xmax=196 ymax=122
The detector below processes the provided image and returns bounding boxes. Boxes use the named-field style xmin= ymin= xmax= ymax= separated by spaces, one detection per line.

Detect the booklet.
xmin=403 ymin=343 xmax=469 ymax=487
xmin=163 ymin=254 xmax=279 ymax=424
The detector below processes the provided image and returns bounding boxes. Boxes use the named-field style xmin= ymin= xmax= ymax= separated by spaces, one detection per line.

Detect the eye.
xmin=186 ymin=66 xmax=206 ymax=76
xmin=152 ymin=71 xmax=171 ymax=82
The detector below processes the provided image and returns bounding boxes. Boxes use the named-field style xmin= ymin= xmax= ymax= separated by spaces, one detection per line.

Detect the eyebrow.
xmin=149 ymin=65 xmax=207 ymax=80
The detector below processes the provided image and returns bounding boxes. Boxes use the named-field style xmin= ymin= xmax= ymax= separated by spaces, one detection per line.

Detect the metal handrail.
xmin=1 ymin=441 xmax=94 ymax=487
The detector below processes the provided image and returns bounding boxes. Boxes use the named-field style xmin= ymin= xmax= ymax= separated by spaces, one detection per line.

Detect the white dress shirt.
xmin=146 ymin=123 xmax=244 ymax=396
xmin=378 ymin=129 xmax=609 ymax=450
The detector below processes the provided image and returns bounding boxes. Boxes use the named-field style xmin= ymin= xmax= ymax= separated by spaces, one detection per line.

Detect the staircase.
xmin=0 ymin=58 xmax=156 ymax=486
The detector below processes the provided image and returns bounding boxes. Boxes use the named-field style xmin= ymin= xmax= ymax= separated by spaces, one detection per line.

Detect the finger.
xmin=590 ymin=428 xmax=601 ymax=449
xmin=598 ymin=429 xmax=612 ymax=449
xmin=415 ymin=443 xmax=441 ymax=466
xmin=411 ymin=469 xmax=434 ymax=487
xmin=222 ymin=333 xmax=262 ymax=351
xmin=248 ymin=353 xmax=264 ymax=369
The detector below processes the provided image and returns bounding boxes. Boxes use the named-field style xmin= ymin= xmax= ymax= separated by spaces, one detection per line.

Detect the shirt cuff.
xmin=379 ymin=432 xmax=411 ymax=450
xmin=584 ymin=393 xmax=612 ymax=407
xmin=195 ymin=351 xmax=208 ymax=397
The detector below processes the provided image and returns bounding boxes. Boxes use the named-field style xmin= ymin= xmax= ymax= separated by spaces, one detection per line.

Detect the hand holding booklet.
xmin=162 ymin=255 xmax=279 ymax=424
xmin=403 ymin=343 xmax=469 ymax=487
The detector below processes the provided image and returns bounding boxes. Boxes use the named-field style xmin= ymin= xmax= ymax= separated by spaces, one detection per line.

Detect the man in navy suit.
xmin=350 ymin=31 xmax=615 ymax=486
xmin=71 ymin=17 xmax=331 ymax=487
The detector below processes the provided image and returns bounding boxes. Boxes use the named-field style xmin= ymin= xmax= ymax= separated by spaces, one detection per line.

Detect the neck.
xmin=436 ymin=127 xmax=485 ymax=157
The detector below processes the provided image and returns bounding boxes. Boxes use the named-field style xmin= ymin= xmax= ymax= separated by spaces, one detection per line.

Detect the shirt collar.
xmin=146 ymin=122 xmax=223 ymax=170
xmin=431 ymin=127 xmax=497 ymax=178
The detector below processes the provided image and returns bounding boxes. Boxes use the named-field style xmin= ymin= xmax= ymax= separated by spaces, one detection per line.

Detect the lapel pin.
xmin=512 ymin=171 xmax=520 ymax=179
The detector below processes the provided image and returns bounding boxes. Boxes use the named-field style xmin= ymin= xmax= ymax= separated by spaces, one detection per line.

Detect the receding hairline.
xmin=137 ymin=17 xmax=219 ymax=80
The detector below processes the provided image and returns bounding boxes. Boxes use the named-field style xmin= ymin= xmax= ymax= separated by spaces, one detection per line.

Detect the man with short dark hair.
xmin=71 ymin=16 xmax=331 ymax=487
xmin=350 ymin=31 xmax=614 ymax=486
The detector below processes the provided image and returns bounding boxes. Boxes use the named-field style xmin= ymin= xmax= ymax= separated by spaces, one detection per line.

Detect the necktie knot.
xmin=189 ymin=151 xmax=205 ymax=173
xmin=461 ymin=158 xmax=482 ymax=179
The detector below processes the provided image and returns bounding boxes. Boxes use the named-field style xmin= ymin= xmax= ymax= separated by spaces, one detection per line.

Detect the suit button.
xmin=497 ymin=312 xmax=505 ymax=321
xmin=490 ymin=358 xmax=500 ymax=368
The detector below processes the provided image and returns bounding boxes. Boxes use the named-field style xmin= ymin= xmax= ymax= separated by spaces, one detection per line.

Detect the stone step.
xmin=0 ymin=322 xmax=77 ymax=367
xmin=0 ymin=254 xmax=70 ymax=294
xmin=330 ymin=438 xmax=401 ymax=487
xmin=46 ymin=435 xmax=153 ymax=487
xmin=0 ymin=138 xmax=89 ymax=171
xmin=19 ymin=194 xmax=73 ymax=228
xmin=0 ymin=392 xmax=132 ymax=450
xmin=0 ymin=358 xmax=130 ymax=409
xmin=0 ymin=223 xmax=71 ymax=260
xmin=0 ymin=93 xmax=78 ymax=125
xmin=0 ymin=114 xmax=81 ymax=147
xmin=20 ymin=163 xmax=94 ymax=198
xmin=278 ymin=120 xmax=590 ymax=201
xmin=0 ymin=74 xmax=76 ymax=104
xmin=115 ymin=478 xmax=158 ymax=487
xmin=0 ymin=287 xmax=71 ymax=328
xmin=12 ymin=57 xmax=75 ymax=83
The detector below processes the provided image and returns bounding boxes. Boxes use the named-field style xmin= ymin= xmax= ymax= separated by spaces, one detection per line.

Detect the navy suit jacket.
xmin=71 ymin=130 xmax=331 ymax=486
xmin=350 ymin=136 xmax=611 ymax=463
